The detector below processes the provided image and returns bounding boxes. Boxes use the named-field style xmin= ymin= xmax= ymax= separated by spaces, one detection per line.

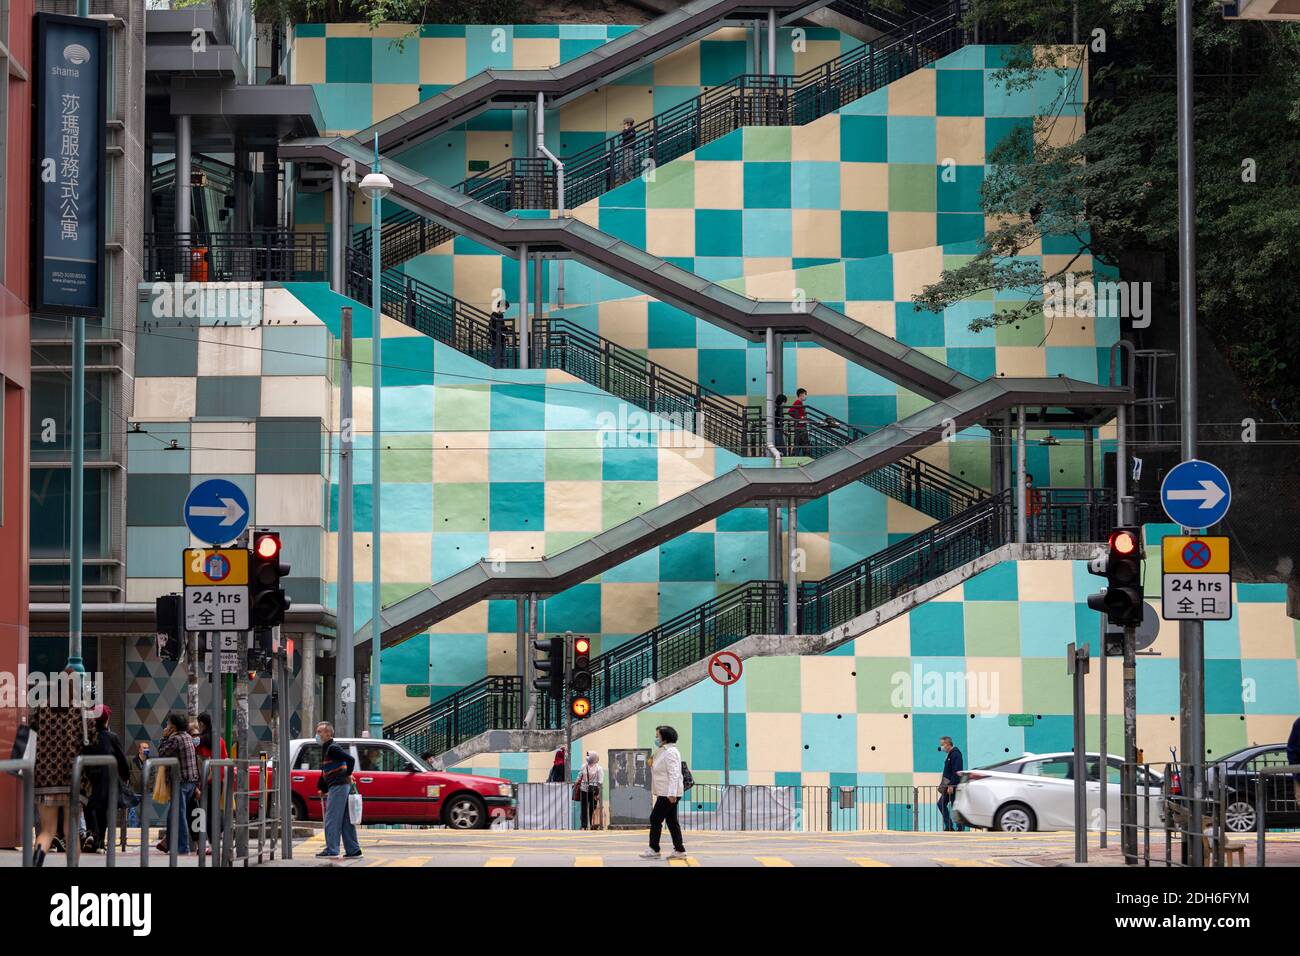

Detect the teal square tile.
xmin=936 ymin=69 xmax=984 ymax=116
xmin=841 ymin=211 xmax=888 ymax=259
xmin=743 ymin=162 xmax=791 ymax=209
xmin=326 ymin=38 xmax=371 ymax=83
xmin=840 ymin=115 xmax=887 ymax=163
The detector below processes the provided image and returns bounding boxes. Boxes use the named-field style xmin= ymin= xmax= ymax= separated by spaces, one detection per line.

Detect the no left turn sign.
xmin=708 ymin=651 xmax=743 ymax=686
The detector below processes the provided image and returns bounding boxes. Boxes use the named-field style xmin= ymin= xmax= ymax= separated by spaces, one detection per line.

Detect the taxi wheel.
xmin=443 ymin=793 xmax=487 ymax=830
xmin=290 ymin=795 xmax=307 ymax=822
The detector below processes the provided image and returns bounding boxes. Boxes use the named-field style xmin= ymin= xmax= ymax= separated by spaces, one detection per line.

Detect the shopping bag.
xmin=152 ymin=768 xmax=171 ymax=805
xmin=348 ymin=786 xmax=364 ymax=824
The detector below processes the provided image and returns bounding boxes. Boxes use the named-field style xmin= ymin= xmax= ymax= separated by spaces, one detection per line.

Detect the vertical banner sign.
xmin=33 ymin=13 xmax=107 ymax=317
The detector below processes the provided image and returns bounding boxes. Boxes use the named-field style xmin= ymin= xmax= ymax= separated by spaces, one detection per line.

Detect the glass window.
xmin=30 ymin=468 xmax=108 ymax=558
xmin=1021 ymin=757 xmax=1073 ymax=779
xmin=1247 ymin=749 xmax=1288 ymax=772
xmin=294 ymin=744 xmax=322 ymax=771
xmin=356 ymin=743 xmax=414 ymax=772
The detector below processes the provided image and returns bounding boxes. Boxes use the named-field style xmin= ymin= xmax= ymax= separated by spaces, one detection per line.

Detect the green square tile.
xmin=601 ymin=481 xmax=658 ymax=529
xmin=1047 ymin=442 xmax=1084 ymax=486
xmin=384 ymin=435 xmax=433 ymax=483
xmin=544 ymin=532 xmax=591 ymax=557
xmin=888 ymin=164 xmax=937 ymax=212
xmin=963 ymin=603 xmax=1020 ymax=656
xmin=743 ymin=126 xmax=791 ymax=162
xmin=947 ymin=441 xmax=990 ymax=488
xmin=745 ymin=657 xmax=801 ymax=711
xmin=1021 ymin=659 xmax=1071 ymax=714
xmin=883 ymin=771 xmax=913 ymax=788
xmin=792 ymin=263 xmax=845 ymax=301
xmin=994 ymin=314 xmax=1045 ymax=346
xmin=896 ymin=389 xmax=930 ymax=421
xmin=381 ymin=582 xmax=423 ymax=606
xmin=637 ymin=712 xmax=690 ymax=754
xmin=856 ymin=657 xmax=912 ymax=713
xmin=434 ymin=484 xmax=489 ymax=532
xmin=546 ymin=445 xmax=601 ymax=480
xmin=646 ymin=160 xmax=695 ymax=209
xmin=351 ymin=340 xmax=373 ymax=387
xmin=1205 ymin=716 xmax=1248 ymax=762
xmin=434 ymin=385 xmax=490 ymax=430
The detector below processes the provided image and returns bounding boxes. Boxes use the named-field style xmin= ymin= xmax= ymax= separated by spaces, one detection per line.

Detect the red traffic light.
xmin=256 ymin=534 xmax=281 ymax=559
xmin=574 ymin=637 xmax=590 ymax=655
xmin=1110 ymin=530 xmax=1138 ymax=555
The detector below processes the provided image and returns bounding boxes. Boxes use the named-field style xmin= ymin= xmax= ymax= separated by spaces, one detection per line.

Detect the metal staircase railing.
xmin=346 ymin=250 xmax=986 ymax=520
xmin=385 ymin=487 xmax=1122 ymax=758
xmin=354 ymin=2 xmax=965 ymax=270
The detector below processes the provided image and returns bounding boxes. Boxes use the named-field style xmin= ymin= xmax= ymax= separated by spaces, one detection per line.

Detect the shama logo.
xmin=63 ymin=43 xmax=91 ymax=65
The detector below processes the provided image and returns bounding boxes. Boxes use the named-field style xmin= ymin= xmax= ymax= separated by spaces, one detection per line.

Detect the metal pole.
xmin=369 ymin=143 xmax=385 ymax=738
xmin=723 ymin=681 xmax=730 ymax=787
xmin=1016 ymin=406 xmax=1027 ymax=544
xmin=525 ymin=592 xmax=538 ymax=729
xmin=1176 ymin=0 xmax=1204 ymax=868
xmin=176 ymin=113 xmax=192 ymax=247
xmin=752 ymin=20 xmax=761 ymax=73
xmin=210 ymin=634 xmax=224 ymax=864
xmin=1116 ymin=404 xmax=1128 ymax=521
xmin=518 ymin=244 xmax=530 ymax=368
xmin=330 ymin=166 xmax=344 ymax=293
xmin=277 ymin=639 xmax=292 ymax=859
xmin=536 ymin=93 xmax=566 ymax=309
xmin=337 ymin=307 xmax=355 ymax=735
xmin=767 ymin=8 xmax=777 ymax=76
xmin=562 ymin=632 xmax=573 ymax=825
xmin=1122 ymin=624 xmax=1138 ymax=863
xmin=534 ymin=252 xmax=543 ymax=326
xmin=1099 ymin=612 xmax=1108 ymax=849
xmin=1083 ymin=427 xmax=1094 ymax=491
xmin=766 ymin=328 xmax=781 ymax=583
xmin=1070 ymin=643 xmax=1087 ymax=863
xmin=787 ymin=498 xmax=798 ymax=635
xmin=517 ymin=597 xmax=527 ymax=720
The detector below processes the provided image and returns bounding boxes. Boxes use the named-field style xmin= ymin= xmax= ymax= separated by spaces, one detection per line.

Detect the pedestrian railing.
xmin=0 ymin=744 xmax=37 ymax=867
xmin=143 ymin=230 xmax=331 ymax=283
xmin=197 ymin=757 xmax=281 ymax=867
xmin=68 ymin=755 xmax=123 ymax=868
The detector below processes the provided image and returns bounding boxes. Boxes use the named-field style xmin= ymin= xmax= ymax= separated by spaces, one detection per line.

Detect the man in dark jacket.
xmin=316 ymin=722 xmax=361 ymax=860
xmin=83 ymin=705 xmax=130 ymax=853
xmin=938 ymin=736 xmax=965 ymax=832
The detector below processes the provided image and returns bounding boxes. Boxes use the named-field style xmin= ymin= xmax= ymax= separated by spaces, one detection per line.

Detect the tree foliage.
xmin=915 ymin=0 xmax=1300 ymax=416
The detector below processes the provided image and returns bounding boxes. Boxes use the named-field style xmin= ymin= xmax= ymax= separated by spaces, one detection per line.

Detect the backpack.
xmin=680 ymin=761 xmax=693 ymax=792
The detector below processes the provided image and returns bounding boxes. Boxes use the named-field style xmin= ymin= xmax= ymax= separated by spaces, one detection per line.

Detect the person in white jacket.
xmin=640 ymin=725 xmax=687 ymax=859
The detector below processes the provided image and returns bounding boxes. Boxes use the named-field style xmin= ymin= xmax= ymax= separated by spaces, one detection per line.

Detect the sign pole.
xmin=723 ymin=681 xmax=730 ymax=788
xmin=1099 ymin=612 xmax=1107 ymax=850
xmin=1122 ymin=624 xmax=1138 ymax=864
xmin=1068 ymin=642 xmax=1087 ymax=864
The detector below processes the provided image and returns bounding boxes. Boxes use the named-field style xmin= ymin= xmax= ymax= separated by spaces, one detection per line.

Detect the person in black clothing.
xmin=1288 ymin=715 xmax=1300 ymax=805
xmin=489 ymin=299 xmax=509 ymax=367
xmin=619 ymin=117 xmax=637 ymax=183
xmin=938 ymin=736 xmax=965 ymax=831
xmin=315 ymin=721 xmax=361 ymax=859
xmin=773 ymin=393 xmax=788 ymax=455
xmin=82 ymin=705 xmax=130 ymax=853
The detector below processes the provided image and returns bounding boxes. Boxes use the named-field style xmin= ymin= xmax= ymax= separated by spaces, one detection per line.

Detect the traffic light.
xmin=251 ymin=530 xmax=292 ymax=627
xmin=532 ymin=636 xmax=564 ymax=700
xmin=570 ymin=633 xmax=591 ymax=719
xmin=155 ymin=593 xmax=183 ymax=661
xmin=1087 ymin=527 xmax=1145 ymax=627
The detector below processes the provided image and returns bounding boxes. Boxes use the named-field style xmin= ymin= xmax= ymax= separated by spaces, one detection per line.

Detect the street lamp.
xmin=360 ymin=137 xmax=391 ymax=737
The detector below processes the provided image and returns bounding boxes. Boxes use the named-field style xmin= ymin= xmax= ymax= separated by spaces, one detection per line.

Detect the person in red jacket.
xmin=789 ymin=388 xmax=809 ymax=456
xmin=195 ymin=713 xmax=227 ymax=856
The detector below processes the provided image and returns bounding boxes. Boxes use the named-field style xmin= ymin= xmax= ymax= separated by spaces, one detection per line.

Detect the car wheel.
xmin=443 ymin=793 xmax=487 ymax=830
xmin=290 ymin=795 xmax=307 ymax=822
xmin=1224 ymin=799 xmax=1257 ymax=833
xmin=993 ymin=802 xmax=1036 ymax=833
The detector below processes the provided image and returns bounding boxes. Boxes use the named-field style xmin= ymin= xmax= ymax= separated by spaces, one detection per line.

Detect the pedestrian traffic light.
xmin=1086 ymin=527 xmax=1144 ymax=627
xmin=571 ymin=695 xmax=592 ymax=719
xmin=569 ymin=633 xmax=591 ymax=693
xmin=532 ymin=636 xmax=564 ymax=700
xmin=155 ymin=593 xmax=183 ymax=661
xmin=250 ymin=530 xmax=292 ymax=627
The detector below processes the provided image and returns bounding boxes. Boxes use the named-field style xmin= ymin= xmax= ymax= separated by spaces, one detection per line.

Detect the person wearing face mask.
xmin=154 ymin=713 xmax=199 ymax=854
xmin=640 ymin=725 xmax=686 ymax=859
xmin=315 ymin=721 xmax=362 ymax=860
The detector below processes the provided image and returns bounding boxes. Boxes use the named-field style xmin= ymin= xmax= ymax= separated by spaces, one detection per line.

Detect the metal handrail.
xmin=196 ymin=757 xmax=277 ymax=867
xmin=0 ymin=747 xmax=36 ymax=867
xmin=138 ymin=756 xmax=182 ymax=868
xmin=144 ymin=230 xmax=331 ymax=283
xmin=68 ymin=754 xmax=121 ymax=868
xmin=354 ymin=2 xmax=965 ymax=260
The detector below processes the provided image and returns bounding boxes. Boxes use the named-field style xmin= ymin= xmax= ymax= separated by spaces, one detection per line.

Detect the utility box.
xmin=607 ymin=748 xmax=652 ymax=829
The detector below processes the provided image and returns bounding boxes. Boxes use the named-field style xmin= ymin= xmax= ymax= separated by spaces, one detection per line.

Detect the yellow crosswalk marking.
xmin=755 ymin=856 xmax=793 ymax=867
xmin=574 ymin=856 xmax=603 ymax=867
xmin=667 ymin=856 xmax=700 ymax=867
xmin=935 ymin=857 xmax=1009 ymax=867
xmin=848 ymin=857 xmax=890 ymax=867
xmin=385 ymin=855 xmax=431 ymax=868
xmin=484 ymin=857 xmax=515 ymax=867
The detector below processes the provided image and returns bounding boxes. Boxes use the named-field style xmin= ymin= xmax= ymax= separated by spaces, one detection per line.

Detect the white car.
xmin=952 ymin=752 xmax=1165 ymax=832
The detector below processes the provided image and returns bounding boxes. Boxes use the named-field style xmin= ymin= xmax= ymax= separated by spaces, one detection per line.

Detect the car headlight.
xmin=497 ymin=784 xmax=512 ymax=797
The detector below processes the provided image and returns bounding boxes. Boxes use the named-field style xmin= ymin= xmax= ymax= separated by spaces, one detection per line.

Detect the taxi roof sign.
xmin=1161 ymin=536 xmax=1230 ymax=575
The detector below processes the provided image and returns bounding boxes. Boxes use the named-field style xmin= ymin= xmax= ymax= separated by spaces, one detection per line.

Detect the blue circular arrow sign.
xmin=183 ymin=478 xmax=250 ymax=545
xmin=1160 ymin=459 xmax=1231 ymax=530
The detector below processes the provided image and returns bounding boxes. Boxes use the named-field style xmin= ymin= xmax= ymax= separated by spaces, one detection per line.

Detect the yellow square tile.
xmin=1136 ymin=715 xmax=1180 ymax=759
xmin=886 ymin=496 xmax=938 ymax=534
xmin=1038 ymin=111 xmax=1086 ymax=148
xmin=1238 ymin=603 xmax=1297 ymax=658
xmin=792 ymin=110 xmax=840 ymax=162
xmin=135 ymin=377 xmax=196 ymax=420
xmin=657 ymin=443 xmax=715 ymax=486
xmin=744 ymin=257 xmax=792 ymax=279
xmin=840 ymin=162 xmax=888 ymax=210
xmin=453 ymin=254 xmax=507 ymax=306
xmin=558 ymin=87 xmax=611 ymax=132
xmin=845 ymin=300 xmax=895 ymax=338
xmin=742 ymin=266 xmax=796 ymax=298
xmin=654 ymin=44 xmax=699 ymax=87
xmin=372 ymin=84 xmax=421 ymax=125
xmin=433 ymin=431 xmax=489 ymax=482
xmin=383 ymin=532 xmax=434 ymax=584
xmin=694 ymin=161 xmax=743 ymax=208
xmin=996 ymin=347 xmax=1048 ymax=378
xmin=792 ymin=349 xmax=846 ymax=396
xmin=794 ymin=39 xmax=842 ymax=76
xmin=291 ymin=37 xmax=325 ymax=84
xmin=888 ymin=211 xmax=935 ymax=253
xmin=513 ymin=37 xmax=560 ymax=70
xmin=965 ymin=658 xmax=1024 ymax=714
xmin=792 ymin=209 xmax=841 ymax=259
xmin=465 ymin=129 xmax=516 ymax=171
xmin=432 ymin=603 xmax=487 ymax=634
xmin=887 ymin=66 xmax=935 ymax=115
xmin=326 ymin=23 xmax=374 ymax=37
xmin=858 ymin=714 xmax=913 ymax=771
xmin=419 ymin=38 xmax=467 ymax=84
xmin=596 ymin=299 xmax=649 ymax=349
xmin=644 ymin=347 xmax=698 ymax=384
xmin=745 ymin=712 xmax=804 ymax=772
xmin=1017 ymin=560 xmax=1075 ymax=601
xmin=799 ymin=656 xmax=859 ymax=715
xmin=487 ymin=531 xmax=546 ymax=563
xmin=606 ymin=86 xmax=655 ymax=129
xmin=545 ymin=480 xmax=603 ymax=532
xmin=791 ymin=530 xmax=830 ymax=581
xmin=600 ymin=583 xmax=660 ymax=635
xmin=645 ymin=208 xmax=695 ymax=257
xmin=1246 ymin=714 xmax=1299 ymax=749
xmin=890 ymin=245 xmax=943 ymax=302
xmin=853 ymin=613 xmax=910 ymax=656
xmin=936 ymin=116 xmax=985 ymax=165
xmin=197 ymin=326 xmax=262 ymax=377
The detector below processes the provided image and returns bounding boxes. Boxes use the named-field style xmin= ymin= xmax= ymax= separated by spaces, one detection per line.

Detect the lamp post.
xmin=359 ymin=138 xmax=392 ymax=737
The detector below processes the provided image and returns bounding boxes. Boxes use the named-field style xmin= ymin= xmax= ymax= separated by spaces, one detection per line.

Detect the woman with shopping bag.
xmin=576 ymin=752 xmax=605 ymax=830
xmin=314 ymin=721 xmax=362 ymax=860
